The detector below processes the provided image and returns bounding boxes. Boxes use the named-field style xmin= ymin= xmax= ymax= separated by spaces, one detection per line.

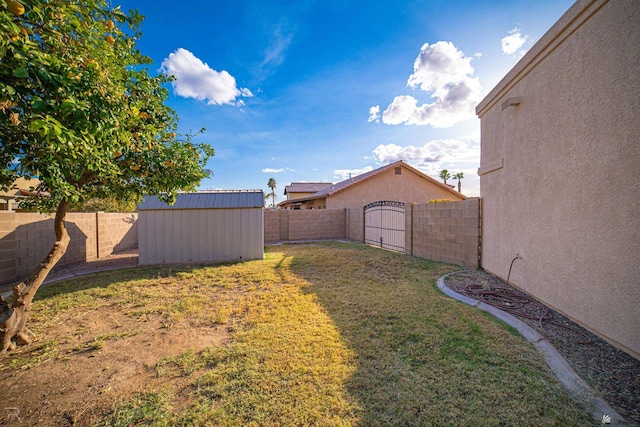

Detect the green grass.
xmin=12 ymin=243 xmax=593 ymax=426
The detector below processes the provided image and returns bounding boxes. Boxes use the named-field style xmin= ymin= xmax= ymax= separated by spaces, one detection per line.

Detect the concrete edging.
xmin=437 ymin=271 xmax=626 ymax=426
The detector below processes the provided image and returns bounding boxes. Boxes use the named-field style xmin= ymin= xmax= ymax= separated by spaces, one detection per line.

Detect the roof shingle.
xmin=284 ymin=182 xmax=333 ymax=194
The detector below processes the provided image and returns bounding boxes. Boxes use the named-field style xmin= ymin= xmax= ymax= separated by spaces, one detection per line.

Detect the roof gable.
xmin=303 ymin=161 xmax=464 ymax=201
xmin=0 ymin=177 xmax=41 ymax=198
xmin=138 ymin=190 xmax=264 ymax=210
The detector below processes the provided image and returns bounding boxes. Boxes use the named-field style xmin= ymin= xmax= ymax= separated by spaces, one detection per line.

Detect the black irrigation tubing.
xmin=458 ymin=283 xmax=593 ymax=345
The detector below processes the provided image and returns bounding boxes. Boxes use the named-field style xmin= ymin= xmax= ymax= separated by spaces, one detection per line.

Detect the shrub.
xmin=427 ymin=198 xmax=455 ymax=203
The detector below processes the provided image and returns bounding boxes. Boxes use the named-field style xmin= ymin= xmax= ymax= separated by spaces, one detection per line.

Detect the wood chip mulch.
xmin=445 ymin=270 xmax=640 ymax=426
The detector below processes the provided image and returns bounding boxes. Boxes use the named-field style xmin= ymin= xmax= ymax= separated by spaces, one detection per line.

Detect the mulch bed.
xmin=445 ymin=270 xmax=640 ymax=426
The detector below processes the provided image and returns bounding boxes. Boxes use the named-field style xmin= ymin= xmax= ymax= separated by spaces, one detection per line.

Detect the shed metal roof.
xmin=137 ymin=190 xmax=264 ymax=210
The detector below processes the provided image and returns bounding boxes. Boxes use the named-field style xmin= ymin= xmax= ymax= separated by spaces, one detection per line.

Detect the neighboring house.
xmin=284 ymin=182 xmax=333 ymax=202
xmin=477 ymin=0 xmax=639 ymax=358
xmin=0 ymin=177 xmax=42 ymax=211
xmin=278 ymin=160 xmax=465 ymax=210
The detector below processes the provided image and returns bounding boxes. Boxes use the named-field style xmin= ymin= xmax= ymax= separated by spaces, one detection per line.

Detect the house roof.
xmin=0 ymin=177 xmax=42 ymax=198
xmin=280 ymin=161 xmax=464 ymax=205
xmin=137 ymin=190 xmax=264 ymax=210
xmin=284 ymin=182 xmax=333 ymax=195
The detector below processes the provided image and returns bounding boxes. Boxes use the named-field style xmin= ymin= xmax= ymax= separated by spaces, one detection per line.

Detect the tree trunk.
xmin=458 ymin=181 xmax=461 ymax=193
xmin=0 ymin=199 xmax=71 ymax=353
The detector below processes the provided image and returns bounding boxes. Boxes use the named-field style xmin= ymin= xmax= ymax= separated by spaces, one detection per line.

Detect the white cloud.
xmin=370 ymin=136 xmax=481 ymax=196
xmin=254 ymin=20 xmax=295 ymax=82
xmin=262 ymin=167 xmax=294 ymax=173
xmin=262 ymin=23 xmax=294 ymax=69
xmin=161 ymin=48 xmax=252 ymax=105
xmin=372 ymin=142 xmax=442 ymax=165
xmin=501 ymin=27 xmax=528 ymax=56
xmin=374 ymin=41 xmax=481 ymax=128
xmin=334 ymin=166 xmax=373 ymax=180
xmin=371 ymin=137 xmax=480 ymax=178
xmin=368 ymin=105 xmax=381 ymax=123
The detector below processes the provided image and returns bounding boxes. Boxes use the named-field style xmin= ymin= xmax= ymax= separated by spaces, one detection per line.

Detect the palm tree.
xmin=453 ymin=172 xmax=464 ymax=193
xmin=267 ymin=178 xmax=277 ymax=208
xmin=439 ymin=169 xmax=451 ymax=184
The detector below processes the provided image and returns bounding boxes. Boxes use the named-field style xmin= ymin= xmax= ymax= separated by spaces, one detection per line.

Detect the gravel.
xmin=445 ymin=270 xmax=640 ymax=426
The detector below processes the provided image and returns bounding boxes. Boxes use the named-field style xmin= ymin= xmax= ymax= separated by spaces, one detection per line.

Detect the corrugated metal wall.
xmin=139 ymin=208 xmax=264 ymax=265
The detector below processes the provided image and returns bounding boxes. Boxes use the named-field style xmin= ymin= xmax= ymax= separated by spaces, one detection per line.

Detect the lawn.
xmin=0 ymin=242 xmax=591 ymax=426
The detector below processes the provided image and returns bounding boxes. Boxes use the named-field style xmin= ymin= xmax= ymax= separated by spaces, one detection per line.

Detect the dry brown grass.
xmin=0 ymin=242 xmax=592 ymax=426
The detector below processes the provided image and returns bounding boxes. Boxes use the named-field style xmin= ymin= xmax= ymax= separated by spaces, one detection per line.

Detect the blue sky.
xmin=115 ymin=0 xmax=574 ymax=199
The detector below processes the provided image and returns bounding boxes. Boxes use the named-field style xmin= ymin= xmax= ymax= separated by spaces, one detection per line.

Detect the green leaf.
xmin=12 ymin=67 xmax=29 ymax=78
xmin=29 ymin=119 xmax=46 ymax=133
xmin=31 ymin=99 xmax=48 ymax=112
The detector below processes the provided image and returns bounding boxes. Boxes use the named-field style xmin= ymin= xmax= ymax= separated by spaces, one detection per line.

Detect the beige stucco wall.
xmin=477 ymin=0 xmax=640 ymax=358
xmin=326 ymin=165 xmax=464 ymax=210
xmin=286 ymin=192 xmax=315 ymax=201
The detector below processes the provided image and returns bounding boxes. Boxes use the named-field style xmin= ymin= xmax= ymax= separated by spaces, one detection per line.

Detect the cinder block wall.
xmin=1 ymin=212 xmax=94 ymax=283
xmin=263 ymin=203 xmax=481 ymax=271
xmin=346 ymin=208 xmax=364 ymax=242
xmin=264 ymin=209 xmax=347 ymax=243
xmin=406 ymin=198 xmax=481 ymax=269
xmin=97 ymin=213 xmax=138 ymax=257
xmin=263 ymin=209 xmax=281 ymax=243
xmin=0 ymin=212 xmax=19 ymax=286
xmin=289 ymin=210 xmax=346 ymax=241
xmin=0 ymin=212 xmax=138 ymax=285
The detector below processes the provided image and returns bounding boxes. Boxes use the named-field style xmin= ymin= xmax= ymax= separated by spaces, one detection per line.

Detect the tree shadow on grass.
xmin=287 ymin=243 xmax=593 ymax=427
xmin=32 ymin=264 xmax=210 ymax=302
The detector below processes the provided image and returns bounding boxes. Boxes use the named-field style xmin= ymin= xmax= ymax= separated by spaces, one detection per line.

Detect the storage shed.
xmin=137 ymin=190 xmax=264 ymax=265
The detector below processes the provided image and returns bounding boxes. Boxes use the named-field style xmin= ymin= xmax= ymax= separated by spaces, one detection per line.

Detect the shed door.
xmin=364 ymin=201 xmax=405 ymax=252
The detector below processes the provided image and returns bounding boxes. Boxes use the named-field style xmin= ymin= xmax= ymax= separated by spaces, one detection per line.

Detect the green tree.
xmin=439 ymin=169 xmax=451 ymax=184
xmin=0 ymin=0 xmax=214 ymax=352
xmin=71 ymin=195 xmax=138 ymax=213
xmin=452 ymin=172 xmax=464 ymax=193
xmin=266 ymin=177 xmax=277 ymax=208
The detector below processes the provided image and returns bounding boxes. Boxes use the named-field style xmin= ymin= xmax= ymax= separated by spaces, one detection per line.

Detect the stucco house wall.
xmin=287 ymin=192 xmax=315 ymax=200
xmin=476 ymin=0 xmax=639 ymax=358
xmin=326 ymin=163 xmax=464 ymax=210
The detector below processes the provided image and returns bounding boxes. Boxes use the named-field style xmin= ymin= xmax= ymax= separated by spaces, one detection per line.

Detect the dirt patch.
xmin=0 ymin=308 xmax=229 ymax=426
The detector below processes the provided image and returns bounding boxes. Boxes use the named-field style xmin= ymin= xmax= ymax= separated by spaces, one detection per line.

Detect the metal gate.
xmin=364 ymin=201 xmax=405 ymax=252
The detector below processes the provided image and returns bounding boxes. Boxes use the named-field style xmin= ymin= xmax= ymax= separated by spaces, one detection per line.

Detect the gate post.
xmin=362 ymin=206 xmax=367 ymax=243
xmin=405 ymin=202 xmax=414 ymax=255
